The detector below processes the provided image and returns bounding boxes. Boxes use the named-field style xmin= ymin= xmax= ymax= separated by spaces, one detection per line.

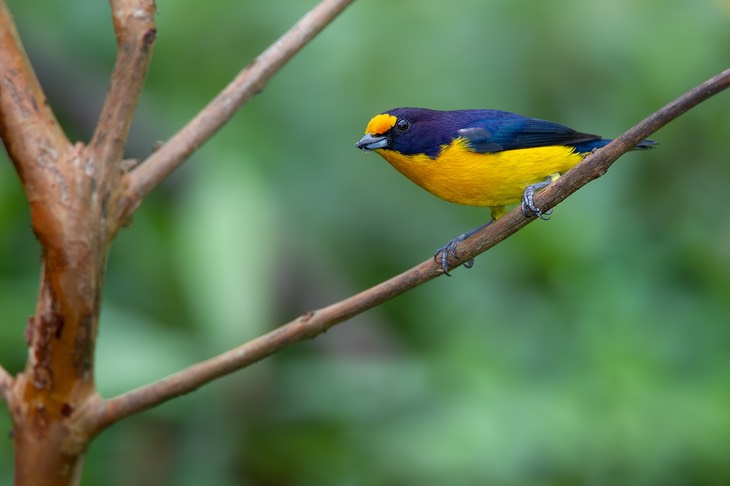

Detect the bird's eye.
xmin=396 ymin=119 xmax=411 ymax=132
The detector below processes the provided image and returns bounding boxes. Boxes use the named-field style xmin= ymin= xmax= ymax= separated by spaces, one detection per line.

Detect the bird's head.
xmin=356 ymin=108 xmax=458 ymax=158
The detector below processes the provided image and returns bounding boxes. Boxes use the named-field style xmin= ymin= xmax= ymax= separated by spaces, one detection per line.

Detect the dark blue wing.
xmin=458 ymin=114 xmax=602 ymax=153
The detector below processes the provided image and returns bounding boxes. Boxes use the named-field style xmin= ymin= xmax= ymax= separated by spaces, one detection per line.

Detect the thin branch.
xmin=0 ymin=0 xmax=71 ymax=188
xmin=83 ymin=67 xmax=730 ymax=435
xmin=0 ymin=364 xmax=12 ymax=403
xmin=84 ymin=259 xmax=436 ymax=434
xmin=89 ymin=0 xmax=156 ymax=169
xmin=120 ymin=0 xmax=355 ymax=218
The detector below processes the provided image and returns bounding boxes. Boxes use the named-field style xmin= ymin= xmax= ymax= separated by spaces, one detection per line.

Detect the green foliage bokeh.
xmin=1 ymin=0 xmax=730 ymax=484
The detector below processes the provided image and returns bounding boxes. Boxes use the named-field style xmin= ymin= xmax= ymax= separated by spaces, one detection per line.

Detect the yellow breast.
xmin=376 ymin=138 xmax=583 ymax=208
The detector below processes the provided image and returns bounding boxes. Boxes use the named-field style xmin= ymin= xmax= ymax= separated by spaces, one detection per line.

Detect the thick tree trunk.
xmin=12 ymin=407 xmax=87 ymax=485
xmin=5 ymin=140 xmax=113 ymax=484
xmin=0 ymin=2 xmax=139 ymax=480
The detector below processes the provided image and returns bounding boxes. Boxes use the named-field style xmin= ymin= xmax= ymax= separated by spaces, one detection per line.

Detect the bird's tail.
xmin=635 ymin=139 xmax=659 ymax=149
xmin=573 ymin=137 xmax=658 ymax=153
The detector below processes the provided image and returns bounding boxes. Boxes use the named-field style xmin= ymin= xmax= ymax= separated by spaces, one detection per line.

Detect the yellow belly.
xmin=377 ymin=138 xmax=583 ymax=208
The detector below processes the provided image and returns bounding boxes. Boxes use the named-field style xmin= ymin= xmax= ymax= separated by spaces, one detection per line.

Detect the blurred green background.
xmin=2 ymin=0 xmax=730 ymax=484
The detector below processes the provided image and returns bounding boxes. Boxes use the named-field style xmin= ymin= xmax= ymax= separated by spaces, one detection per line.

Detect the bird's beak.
xmin=356 ymin=133 xmax=389 ymax=151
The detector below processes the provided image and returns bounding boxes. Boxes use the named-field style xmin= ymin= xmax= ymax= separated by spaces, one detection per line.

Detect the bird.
xmin=356 ymin=107 xmax=657 ymax=275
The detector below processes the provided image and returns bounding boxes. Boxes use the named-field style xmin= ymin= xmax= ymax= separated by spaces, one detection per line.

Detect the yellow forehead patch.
xmin=365 ymin=114 xmax=397 ymax=135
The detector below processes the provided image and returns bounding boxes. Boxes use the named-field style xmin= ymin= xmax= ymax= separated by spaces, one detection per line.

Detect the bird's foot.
xmin=434 ymin=221 xmax=491 ymax=276
xmin=521 ymin=178 xmax=555 ymax=220
xmin=434 ymin=239 xmax=463 ymax=277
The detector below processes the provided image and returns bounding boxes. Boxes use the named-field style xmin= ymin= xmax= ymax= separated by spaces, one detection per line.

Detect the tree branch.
xmin=0 ymin=0 xmax=71 ymax=188
xmin=2 ymin=2 xmax=160 ymax=481
xmin=82 ymin=66 xmax=730 ymax=436
xmin=83 ymin=260 xmax=436 ymax=434
xmin=119 ymin=0 xmax=354 ymax=220
xmin=90 ymin=0 xmax=156 ymax=174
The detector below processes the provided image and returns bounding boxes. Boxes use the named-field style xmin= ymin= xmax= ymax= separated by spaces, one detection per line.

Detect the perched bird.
xmin=356 ymin=107 xmax=656 ymax=274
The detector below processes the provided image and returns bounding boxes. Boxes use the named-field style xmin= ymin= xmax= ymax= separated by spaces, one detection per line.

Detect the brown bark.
xmin=8 ymin=140 xmax=112 ymax=483
xmin=1 ymin=0 xmax=155 ymax=483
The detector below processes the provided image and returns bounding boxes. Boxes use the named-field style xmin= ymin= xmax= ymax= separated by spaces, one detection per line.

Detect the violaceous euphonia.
xmin=356 ymin=108 xmax=656 ymax=274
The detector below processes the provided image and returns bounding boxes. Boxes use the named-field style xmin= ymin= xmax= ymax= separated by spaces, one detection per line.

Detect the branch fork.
xmin=0 ymin=0 xmax=354 ymax=483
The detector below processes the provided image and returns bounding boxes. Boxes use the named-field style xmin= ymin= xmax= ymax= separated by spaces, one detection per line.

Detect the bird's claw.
xmin=521 ymin=179 xmax=554 ymax=220
xmin=433 ymin=221 xmax=492 ymax=275
xmin=434 ymin=240 xmax=460 ymax=276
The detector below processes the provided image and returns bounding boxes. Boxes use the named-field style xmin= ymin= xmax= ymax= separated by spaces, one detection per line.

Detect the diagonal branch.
xmin=82 ymin=66 xmax=730 ymax=436
xmin=84 ymin=261 xmax=436 ymax=434
xmin=119 ymin=0 xmax=355 ymax=220
xmin=0 ymin=0 xmax=71 ymax=189
xmin=90 ymin=0 xmax=156 ymax=170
